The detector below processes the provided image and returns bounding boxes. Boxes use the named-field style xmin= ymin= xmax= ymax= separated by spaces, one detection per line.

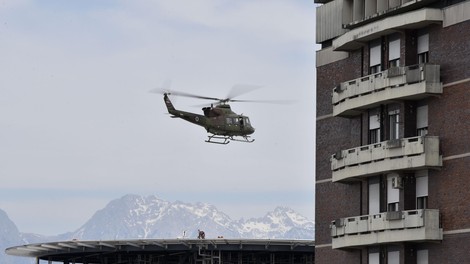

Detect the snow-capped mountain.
xmin=236 ymin=206 xmax=315 ymax=239
xmin=70 ymin=194 xmax=240 ymax=240
xmin=67 ymin=194 xmax=314 ymax=240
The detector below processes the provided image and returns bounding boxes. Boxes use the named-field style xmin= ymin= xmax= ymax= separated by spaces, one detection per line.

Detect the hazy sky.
xmin=0 ymin=0 xmax=316 ymax=235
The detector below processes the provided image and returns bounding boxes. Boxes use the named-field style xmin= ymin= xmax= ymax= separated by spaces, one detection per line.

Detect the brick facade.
xmin=315 ymin=1 xmax=470 ymax=263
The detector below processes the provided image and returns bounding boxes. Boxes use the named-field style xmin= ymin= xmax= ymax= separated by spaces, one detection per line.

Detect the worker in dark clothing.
xmin=197 ymin=229 xmax=205 ymax=239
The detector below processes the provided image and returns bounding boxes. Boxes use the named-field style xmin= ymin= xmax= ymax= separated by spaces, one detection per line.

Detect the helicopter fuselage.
xmin=163 ymin=93 xmax=255 ymax=138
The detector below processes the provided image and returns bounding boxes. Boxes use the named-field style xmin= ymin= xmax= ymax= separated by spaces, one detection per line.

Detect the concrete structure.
xmin=315 ymin=0 xmax=470 ymax=263
xmin=6 ymin=239 xmax=314 ymax=264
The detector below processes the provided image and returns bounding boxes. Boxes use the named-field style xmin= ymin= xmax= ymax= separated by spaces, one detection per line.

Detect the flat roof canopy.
xmin=6 ymin=239 xmax=315 ymax=263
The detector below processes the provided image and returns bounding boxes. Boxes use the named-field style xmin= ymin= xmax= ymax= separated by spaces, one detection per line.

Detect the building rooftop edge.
xmin=6 ymin=238 xmax=316 ymax=258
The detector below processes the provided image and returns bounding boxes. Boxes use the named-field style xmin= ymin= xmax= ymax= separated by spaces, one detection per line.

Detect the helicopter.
xmin=160 ymin=89 xmax=257 ymax=144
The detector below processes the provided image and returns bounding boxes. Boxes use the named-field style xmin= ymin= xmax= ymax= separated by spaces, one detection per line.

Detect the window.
xmin=418 ymin=51 xmax=429 ymax=64
xmin=417 ymin=249 xmax=429 ymax=264
xmin=387 ymin=174 xmax=400 ymax=212
xmin=388 ymin=250 xmax=399 ymax=264
xmin=369 ymin=112 xmax=381 ymax=144
xmin=370 ymin=39 xmax=381 ymax=74
xmin=418 ymin=31 xmax=429 ymax=64
xmin=388 ymin=202 xmax=399 ymax=212
xmin=369 ymin=177 xmax=380 ymax=215
xmin=416 ymin=171 xmax=428 ymax=209
xmin=389 ymin=58 xmax=400 ymax=68
xmin=369 ymin=129 xmax=380 ymax=144
xmin=417 ymin=196 xmax=428 ymax=209
xmin=388 ymin=34 xmax=400 ymax=68
xmin=369 ymin=252 xmax=380 ymax=264
xmin=389 ymin=110 xmax=400 ymax=140
xmin=417 ymin=105 xmax=428 ymax=136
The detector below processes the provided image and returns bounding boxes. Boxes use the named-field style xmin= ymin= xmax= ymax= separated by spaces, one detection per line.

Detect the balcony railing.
xmin=332 ymin=8 xmax=443 ymax=51
xmin=343 ymin=0 xmax=441 ymax=29
xmin=331 ymin=209 xmax=442 ymax=249
xmin=331 ymin=136 xmax=442 ymax=182
xmin=332 ymin=64 xmax=442 ymax=117
xmin=316 ymin=1 xmax=441 ymax=44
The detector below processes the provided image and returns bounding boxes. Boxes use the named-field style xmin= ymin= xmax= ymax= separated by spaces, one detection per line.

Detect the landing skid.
xmin=206 ymin=135 xmax=255 ymax=144
xmin=231 ymin=136 xmax=255 ymax=143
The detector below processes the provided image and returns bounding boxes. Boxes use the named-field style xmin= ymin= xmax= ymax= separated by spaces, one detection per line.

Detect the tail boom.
xmin=163 ymin=93 xmax=207 ymax=127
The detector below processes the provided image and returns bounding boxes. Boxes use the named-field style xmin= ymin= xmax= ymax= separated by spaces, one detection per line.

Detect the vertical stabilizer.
xmin=163 ymin=93 xmax=176 ymax=114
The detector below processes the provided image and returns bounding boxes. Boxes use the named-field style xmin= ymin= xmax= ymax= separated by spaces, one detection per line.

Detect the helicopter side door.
xmin=238 ymin=117 xmax=245 ymax=130
xmin=225 ymin=117 xmax=238 ymax=128
xmin=224 ymin=117 xmax=242 ymax=134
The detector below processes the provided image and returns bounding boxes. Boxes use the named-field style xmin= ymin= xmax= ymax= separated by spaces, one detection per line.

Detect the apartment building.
xmin=315 ymin=0 xmax=470 ymax=263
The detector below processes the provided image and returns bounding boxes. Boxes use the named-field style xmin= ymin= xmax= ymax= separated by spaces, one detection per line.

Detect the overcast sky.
xmin=0 ymin=0 xmax=316 ymax=235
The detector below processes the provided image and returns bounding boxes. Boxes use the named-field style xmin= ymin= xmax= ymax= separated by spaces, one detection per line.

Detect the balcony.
xmin=343 ymin=0 xmax=442 ymax=30
xmin=316 ymin=2 xmax=441 ymax=44
xmin=333 ymin=8 xmax=442 ymax=51
xmin=332 ymin=64 xmax=442 ymax=117
xmin=331 ymin=136 xmax=442 ymax=182
xmin=331 ymin=209 xmax=443 ymax=249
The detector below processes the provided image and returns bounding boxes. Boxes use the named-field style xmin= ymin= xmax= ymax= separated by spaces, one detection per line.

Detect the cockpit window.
xmin=244 ymin=117 xmax=251 ymax=125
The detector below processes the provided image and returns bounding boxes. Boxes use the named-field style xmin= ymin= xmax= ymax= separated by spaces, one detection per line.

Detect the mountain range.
xmin=1 ymin=194 xmax=314 ymax=264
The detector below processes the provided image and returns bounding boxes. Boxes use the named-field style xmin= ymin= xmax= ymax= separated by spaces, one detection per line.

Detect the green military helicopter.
xmin=161 ymin=88 xmax=257 ymax=144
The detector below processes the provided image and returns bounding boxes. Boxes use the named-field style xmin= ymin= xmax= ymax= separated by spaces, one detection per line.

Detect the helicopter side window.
xmin=226 ymin=118 xmax=233 ymax=125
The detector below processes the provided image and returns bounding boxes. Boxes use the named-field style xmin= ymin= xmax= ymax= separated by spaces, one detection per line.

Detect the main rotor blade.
xmin=229 ymin=99 xmax=296 ymax=105
xmin=165 ymin=90 xmax=222 ymax=101
xmin=226 ymin=84 xmax=262 ymax=100
xmin=150 ymin=83 xmax=294 ymax=105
